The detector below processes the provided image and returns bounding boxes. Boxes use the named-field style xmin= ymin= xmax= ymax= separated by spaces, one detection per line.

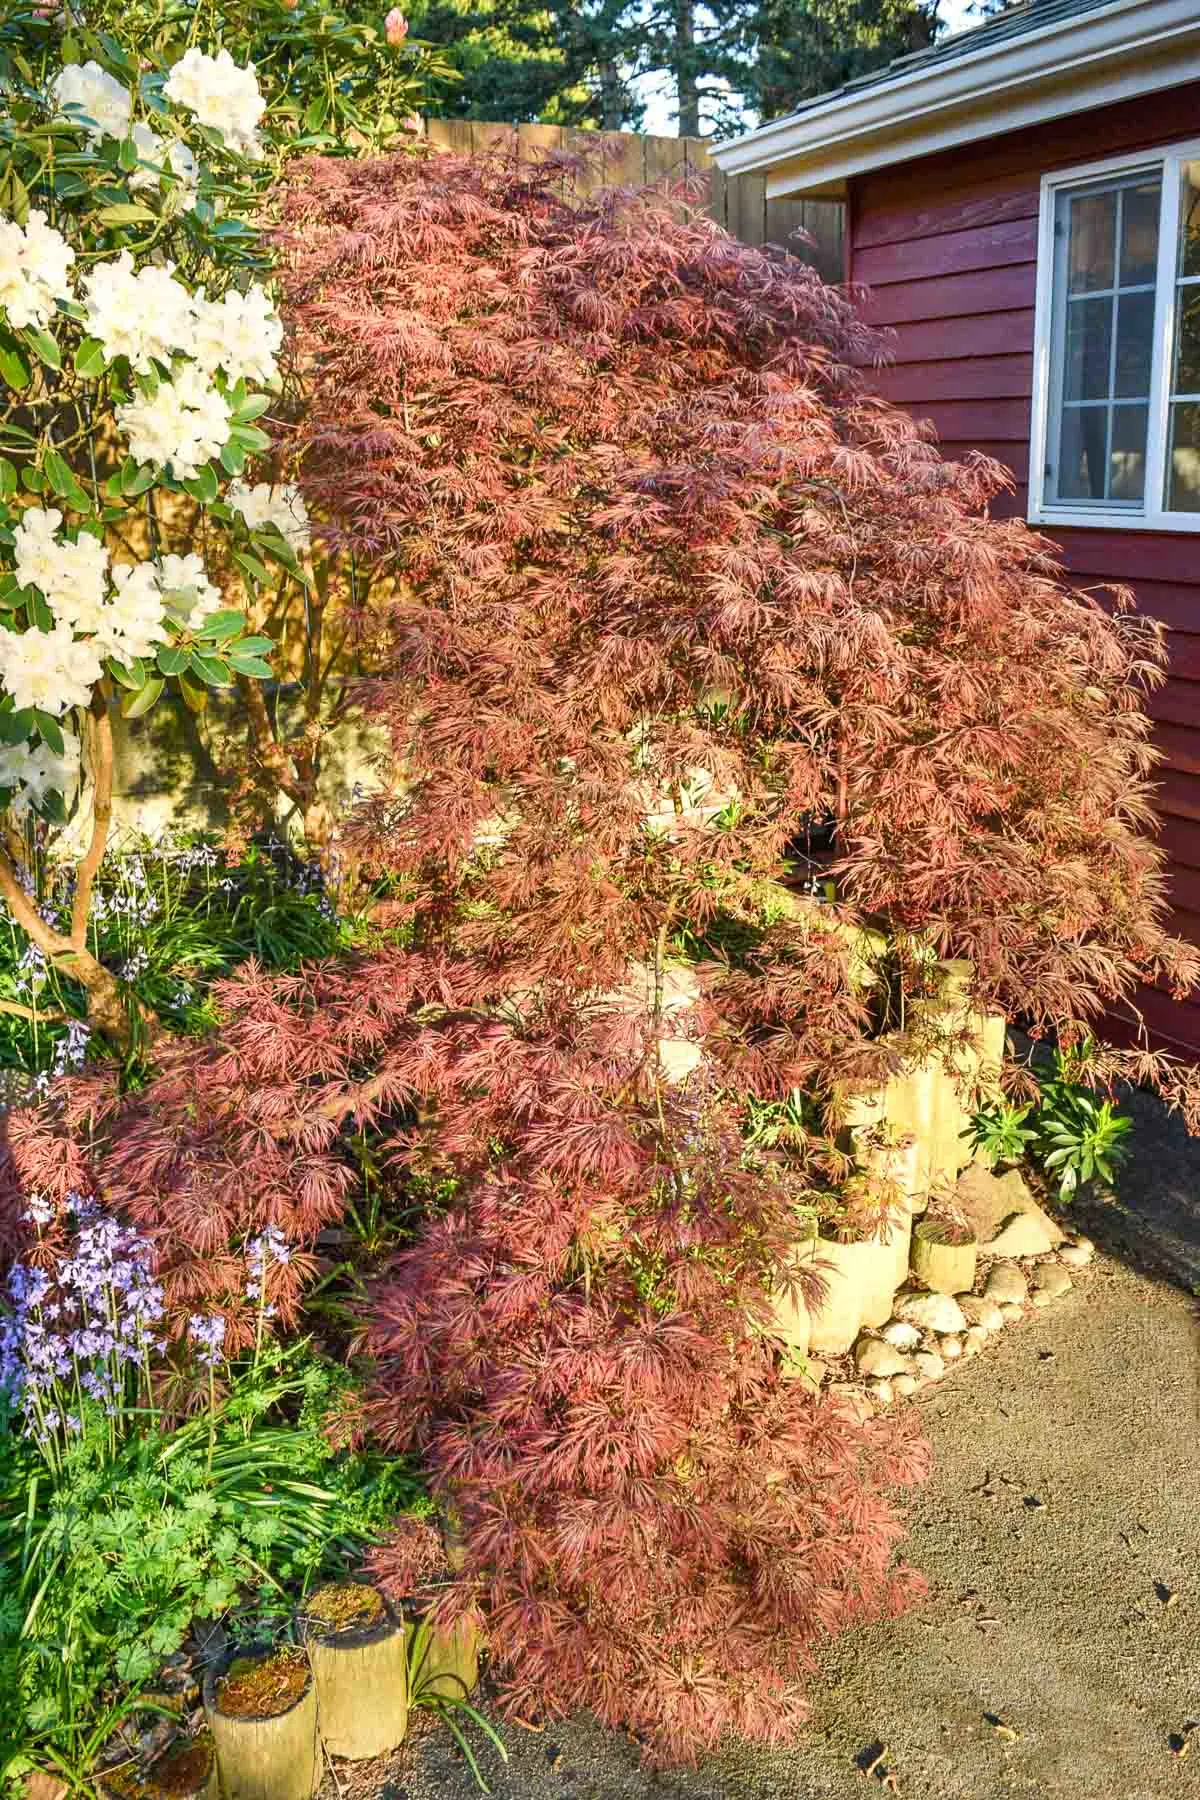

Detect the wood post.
xmin=301 ymin=1586 xmax=409 ymax=1763
xmin=910 ymin=1217 xmax=978 ymax=1295
xmin=203 ymin=1651 xmax=317 ymax=1800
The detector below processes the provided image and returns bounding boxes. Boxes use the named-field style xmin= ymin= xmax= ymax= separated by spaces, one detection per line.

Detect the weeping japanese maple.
xmin=9 ymin=137 xmax=1198 ymax=1764
xmin=261 ymin=139 xmax=1200 ymax=1753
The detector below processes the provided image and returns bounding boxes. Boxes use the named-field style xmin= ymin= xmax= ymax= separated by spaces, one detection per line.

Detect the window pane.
xmin=1179 ymin=162 xmax=1200 ymax=278
xmin=1067 ymin=190 xmax=1116 ymax=292
xmin=1168 ymin=402 xmax=1200 ymax=510
xmin=1114 ymin=289 xmax=1155 ymax=397
xmin=1110 ymin=404 xmax=1148 ymax=501
xmin=1174 ymin=286 xmax=1200 ymax=395
xmin=1064 ymin=296 xmax=1112 ymax=400
xmin=1058 ymin=406 xmax=1108 ymax=500
xmin=1121 ymin=178 xmax=1162 ymax=284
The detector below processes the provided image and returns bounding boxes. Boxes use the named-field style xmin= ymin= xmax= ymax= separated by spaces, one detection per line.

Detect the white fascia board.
xmin=711 ymin=0 xmax=1200 ymax=199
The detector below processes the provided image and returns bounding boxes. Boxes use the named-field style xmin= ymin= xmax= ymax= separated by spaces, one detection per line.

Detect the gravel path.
xmin=348 ymin=1100 xmax=1200 ymax=1800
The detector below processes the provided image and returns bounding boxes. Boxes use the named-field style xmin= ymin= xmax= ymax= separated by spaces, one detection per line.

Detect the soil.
xmin=216 ymin=1648 xmax=310 ymax=1720
xmin=305 ymin=1582 xmax=388 ymax=1634
xmin=100 ymin=1735 xmax=214 ymax=1798
xmin=328 ymin=1087 xmax=1200 ymax=1800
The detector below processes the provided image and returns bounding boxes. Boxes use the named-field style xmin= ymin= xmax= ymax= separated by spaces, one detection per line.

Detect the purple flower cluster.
xmin=0 ymin=1203 xmax=165 ymax=1452
xmin=245 ymin=1225 xmax=290 ymax=1304
xmin=187 ymin=1312 xmax=227 ymax=1368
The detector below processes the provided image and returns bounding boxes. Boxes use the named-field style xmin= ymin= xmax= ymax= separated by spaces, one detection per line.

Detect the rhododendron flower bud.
xmin=385 ymin=8 xmax=408 ymax=43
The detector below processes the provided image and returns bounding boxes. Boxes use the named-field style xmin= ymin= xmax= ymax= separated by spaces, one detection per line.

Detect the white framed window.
xmin=1029 ymin=140 xmax=1200 ymax=533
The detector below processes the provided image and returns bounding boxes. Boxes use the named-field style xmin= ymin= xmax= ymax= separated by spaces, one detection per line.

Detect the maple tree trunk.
xmin=0 ymin=697 xmax=159 ymax=1053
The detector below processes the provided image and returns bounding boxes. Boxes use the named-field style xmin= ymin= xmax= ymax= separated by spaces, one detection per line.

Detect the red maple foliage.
xmin=7 ymin=138 xmax=1198 ymax=1763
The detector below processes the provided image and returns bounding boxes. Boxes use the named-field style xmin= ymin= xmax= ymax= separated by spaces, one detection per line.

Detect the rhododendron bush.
xmin=0 ymin=3 xmax=442 ymax=1049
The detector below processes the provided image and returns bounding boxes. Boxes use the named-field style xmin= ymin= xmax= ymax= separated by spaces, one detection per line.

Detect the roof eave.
xmin=712 ymin=0 xmax=1200 ymax=199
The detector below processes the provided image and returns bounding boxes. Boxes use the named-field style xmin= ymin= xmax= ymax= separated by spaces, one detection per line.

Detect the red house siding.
xmin=848 ymin=81 xmax=1200 ymax=1056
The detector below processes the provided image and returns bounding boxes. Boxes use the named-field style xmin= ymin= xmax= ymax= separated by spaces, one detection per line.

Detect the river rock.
xmin=959 ymin=1293 xmax=1005 ymax=1332
xmin=997 ymin=1301 xmax=1024 ymax=1324
xmin=955 ymin=1162 xmax=1030 ymax=1240
xmin=855 ymin=1338 xmax=911 ymax=1379
xmin=881 ymin=1320 xmax=923 ymax=1351
xmin=982 ymin=1188 xmax=1065 ymax=1258
xmin=984 ymin=1263 xmax=1028 ymax=1306
xmin=913 ymin=1349 xmax=946 ymax=1382
xmin=940 ymin=1334 xmax=963 ymax=1359
xmin=892 ymin=1373 xmax=919 ymax=1397
xmin=893 ymin=1291 xmax=967 ymax=1335
xmin=962 ymin=1325 xmax=988 ymax=1356
xmin=1059 ymin=1242 xmax=1094 ymax=1268
xmin=867 ymin=1378 xmax=894 ymax=1404
xmin=1033 ymin=1263 xmax=1072 ymax=1300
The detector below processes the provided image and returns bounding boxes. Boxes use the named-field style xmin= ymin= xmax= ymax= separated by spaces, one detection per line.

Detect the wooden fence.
xmin=418 ymin=118 xmax=845 ymax=286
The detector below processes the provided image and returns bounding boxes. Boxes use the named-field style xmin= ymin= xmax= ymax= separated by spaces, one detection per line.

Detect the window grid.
xmin=1031 ymin=139 xmax=1200 ymax=532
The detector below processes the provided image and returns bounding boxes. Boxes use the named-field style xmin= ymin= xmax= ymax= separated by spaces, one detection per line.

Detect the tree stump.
xmin=300 ymin=1582 xmax=408 ymax=1761
xmin=911 ymin=1217 xmax=977 ymax=1295
xmin=203 ymin=1648 xmax=317 ymax=1800
xmin=406 ymin=1609 xmax=481 ymax=1702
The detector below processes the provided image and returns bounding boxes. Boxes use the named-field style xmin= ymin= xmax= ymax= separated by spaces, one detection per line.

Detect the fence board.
xmin=419 ymin=121 xmax=846 ymax=278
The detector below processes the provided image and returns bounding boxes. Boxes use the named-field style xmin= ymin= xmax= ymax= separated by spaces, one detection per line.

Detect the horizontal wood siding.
xmin=849 ymin=79 xmax=1200 ymax=1054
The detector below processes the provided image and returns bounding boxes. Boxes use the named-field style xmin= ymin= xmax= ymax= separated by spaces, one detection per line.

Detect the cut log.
xmin=301 ymin=1583 xmax=408 ymax=1762
xmin=203 ymin=1649 xmax=317 ymax=1800
xmin=406 ymin=1610 xmax=481 ymax=1702
xmin=910 ymin=1217 xmax=978 ymax=1295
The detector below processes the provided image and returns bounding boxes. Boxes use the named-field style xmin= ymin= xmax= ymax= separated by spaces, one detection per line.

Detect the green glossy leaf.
xmin=0 ymin=708 xmax=33 ymax=745
xmin=229 ymin=635 xmax=274 ymax=656
xmin=231 ymin=393 xmax=272 ymax=424
xmin=188 ymin=652 xmax=233 ymax=687
xmin=74 ymin=336 xmax=108 ymax=379
xmin=192 ymin=610 xmax=245 ymax=641
xmin=219 ymin=440 xmax=247 ymax=476
xmin=43 ymin=450 xmax=91 ymax=512
xmin=105 ymin=655 xmax=145 ymax=690
xmin=121 ymin=461 xmax=159 ymax=498
xmin=233 ymin=550 xmax=270 ymax=587
xmin=156 ymin=646 xmax=191 ymax=676
xmin=229 ymin=424 xmax=272 ymax=454
xmin=177 ymin=671 xmax=208 ymax=713
xmin=24 ymin=328 xmax=61 ymax=370
xmin=0 ymin=335 xmax=32 ymax=392
xmin=227 ymin=654 xmax=273 ymax=680
xmin=181 ymin=463 xmax=219 ymax=504
xmin=122 ymin=676 xmax=164 ymax=719
xmin=0 ymin=460 xmax=15 ymax=500
xmin=96 ymin=202 xmax=157 ymax=226
xmin=32 ymin=711 xmax=64 ymax=756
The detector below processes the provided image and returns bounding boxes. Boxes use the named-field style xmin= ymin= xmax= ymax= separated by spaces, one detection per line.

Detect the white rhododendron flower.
xmin=127 ymin=126 xmax=200 ymax=213
xmin=127 ymin=120 xmax=165 ymax=193
xmin=52 ymin=60 xmax=131 ymax=142
xmin=0 ymin=622 xmax=103 ymax=715
xmin=158 ymin=552 xmax=223 ymax=629
xmin=164 ymin=48 xmax=264 ymax=159
xmin=167 ymin=140 xmax=200 ymax=212
xmin=81 ymin=252 xmax=196 ymax=373
xmin=0 ymin=209 xmax=75 ymax=330
xmin=13 ymin=510 xmax=110 ymax=635
xmin=226 ymin=481 xmax=311 ymax=553
xmin=0 ymin=730 xmax=82 ymax=813
xmin=117 ymin=364 xmax=232 ymax=478
xmin=103 ymin=562 xmax=170 ymax=662
xmin=192 ymin=285 xmax=282 ymax=388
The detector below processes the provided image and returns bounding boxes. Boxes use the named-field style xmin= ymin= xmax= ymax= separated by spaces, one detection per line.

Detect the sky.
xmin=638 ymin=0 xmax=980 ymax=135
